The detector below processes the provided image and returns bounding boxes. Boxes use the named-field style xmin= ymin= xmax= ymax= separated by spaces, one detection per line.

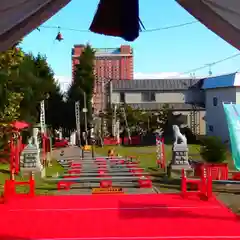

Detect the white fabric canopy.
xmin=0 ymin=0 xmax=70 ymax=52
xmin=177 ymin=0 xmax=240 ymax=50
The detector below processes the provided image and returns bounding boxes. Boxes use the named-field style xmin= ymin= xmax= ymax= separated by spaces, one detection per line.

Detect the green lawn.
xmin=95 ymin=144 xmax=235 ymax=170
xmin=95 ymin=144 xmax=201 ymax=170
xmin=0 ymin=159 xmax=64 ymax=195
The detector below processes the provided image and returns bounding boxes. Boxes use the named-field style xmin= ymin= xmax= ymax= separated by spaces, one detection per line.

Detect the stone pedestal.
xmin=20 ymin=141 xmax=43 ymax=174
xmin=168 ymin=143 xmax=192 ymax=177
xmin=172 ymin=144 xmax=190 ymax=166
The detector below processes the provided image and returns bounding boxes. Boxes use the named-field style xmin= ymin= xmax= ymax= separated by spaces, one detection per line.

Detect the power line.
xmin=142 ymin=21 xmax=197 ymax=33
xmin=176 ymin=52 xmax=240 ymax=77
xmin=56 ymin=52 xmax=240 ymax=85
xmin=40 ymin=25 xmax=89 ymax=33
xmin=40 ymin=20 xmax=198 ymax=33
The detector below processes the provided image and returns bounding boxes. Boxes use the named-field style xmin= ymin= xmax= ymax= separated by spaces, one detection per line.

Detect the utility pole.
xmin=83 ymin=91 xmax=88 ymax=145
xmin=206 ymin=64 xmax=213 ymax=76
xmin=75 ymin=101 xmax=81 ymax=146
xmin=101 ymin=79 xmax=104 ymax=139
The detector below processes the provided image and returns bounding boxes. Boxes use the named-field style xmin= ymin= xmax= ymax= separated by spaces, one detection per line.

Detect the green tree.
xmin=0 ymin=43 xmax=66 ymax=151
xmin=45 ymin=87 xmax=65 ymax=129
xmin=70 ymin=44 xmax=95 ymax=122
xmin=200 ymin=136 xmax=227 ymax=163
xmin=0 ymin=44 xmax=24 ymax=73
xmin=0 ymin=92 xmax=23 ymax=124
xmin=155 ymin=103 xmax=170 ymax=132
xmin=0 ymin=44 xmax=25 ymax=124
xmin=7 ymin=53 xmax=64 ymax=125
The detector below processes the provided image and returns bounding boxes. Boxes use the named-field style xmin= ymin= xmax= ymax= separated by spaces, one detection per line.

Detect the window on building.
xmin=120 ymin=92 xmax=125 ymax=103
xmin=213 ymin=97 xmax=218 ymax=106
xmin=209 ymin=125 xmax=214 ymax=132
xmin=142 ymin=92 xmax=156 ymax=102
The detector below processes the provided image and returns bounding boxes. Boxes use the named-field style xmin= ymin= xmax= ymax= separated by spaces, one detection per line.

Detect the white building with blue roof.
xmin=203 ymin=72 xmax=240 ymax=141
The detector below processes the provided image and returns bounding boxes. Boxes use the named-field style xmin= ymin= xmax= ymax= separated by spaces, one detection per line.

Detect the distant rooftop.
xmin=94 ymin=48 xmax=121 ymax=54
xmin=112 ymin=78 xmax=203 ymax=91
xmin=72 ymin=45 xmax=133 ymax=57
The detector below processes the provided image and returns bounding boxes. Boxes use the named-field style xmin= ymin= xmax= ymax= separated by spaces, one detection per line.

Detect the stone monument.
xmin=170 ymin=125 xmax=191 ymax=171
xmin=20 ymin=128 xmax=43 ymax=175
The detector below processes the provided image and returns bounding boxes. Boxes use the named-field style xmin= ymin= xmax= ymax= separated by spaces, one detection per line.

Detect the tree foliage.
xmin=0 ymin=45 xmax=24 ymax=73
xmin=0 ymin=92 xmax=23 ymax=123
xmin=200 ymin=136 xmax=227 ymax=163
xmin=0 ymin=43 xmax=65 ymax=147
xmin=104 ymin=103 xmax=188 ymax=139
xmin=66 ymin=44 xmax=95 ymax=130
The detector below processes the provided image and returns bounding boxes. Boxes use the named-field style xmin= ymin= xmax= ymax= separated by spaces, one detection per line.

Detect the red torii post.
xmin=9 ymin=121 xmax=30 ymax=178
xmin=3 ymin=120 xmax=35 ymax=201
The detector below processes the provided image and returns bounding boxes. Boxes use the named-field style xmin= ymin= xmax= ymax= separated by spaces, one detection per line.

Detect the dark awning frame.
xmin=0 ymin=0 xmax=70 ymax=52
xmin=1 ymin=0 xmax=240 ymax=52
xmin=177 ymin=0 xmax=240 ymax=50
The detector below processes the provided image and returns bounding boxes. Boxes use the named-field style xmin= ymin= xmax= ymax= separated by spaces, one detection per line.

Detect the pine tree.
xmin=72 ymin=44 xmax=95 ymax=123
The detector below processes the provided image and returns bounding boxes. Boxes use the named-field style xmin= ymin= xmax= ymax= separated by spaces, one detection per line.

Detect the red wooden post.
xmin=181 ymin=169 xmax=187 ymax=197
xmin=29 ymin=174 xmax=35 ymax=197
xmin=161 ymin=137 xmax=165 ymax=169
xmin=201 ymin=166 xmax=207 ymax=195
xmin=15 ymin=134 xmax=21 ymax=174
xmin=9 ymin=136 xmax=16 ymax=177
xmin=207 ymin=169 xmax=212 ymax=199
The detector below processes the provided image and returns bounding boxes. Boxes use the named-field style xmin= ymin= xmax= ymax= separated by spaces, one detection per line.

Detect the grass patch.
xmin=34 ymin=159 xmax=64 ymax=195
xmin=95 ymin=144 xmax=201 ymax=170
xmin=0 ymin=159 xmax=63 ymax=195
xmin=95 ymin=144 xmax=235 ymax=170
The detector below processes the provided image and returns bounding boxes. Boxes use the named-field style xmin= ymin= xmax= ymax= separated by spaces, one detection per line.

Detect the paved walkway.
xmin=53 ymin=146 xmax=156 ymax=195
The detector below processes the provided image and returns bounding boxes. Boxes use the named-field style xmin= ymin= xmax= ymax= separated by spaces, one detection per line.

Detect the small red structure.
xmin=103 ymin=136 xmax=141 ymax=145
xmin=9 ymin=120 xmax=30 ymax=174
xmin=4 ymin=175 xmax=35 ymax=201
xmin=54 ymin=138 xmax=69 ymax=148
xmin=194 ymin=163 xmax=229 ymax=180
xmin=181 ymin=167 xmax=212 ymax=200
xmin=3 ymin=121 xmax=36 ymax=201
xmin=11 ymin=120 xmax=29 ymax=130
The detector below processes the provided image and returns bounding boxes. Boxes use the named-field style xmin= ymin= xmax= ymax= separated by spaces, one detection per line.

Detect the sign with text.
xmin=20 ymin=143 xmax=42 ymax=172
xmin=92 ymin=187 xmax=124 ymax=194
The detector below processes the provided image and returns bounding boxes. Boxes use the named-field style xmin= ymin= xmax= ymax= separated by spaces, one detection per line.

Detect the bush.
xmin=200 ymin=136 xmax=227 ymax=163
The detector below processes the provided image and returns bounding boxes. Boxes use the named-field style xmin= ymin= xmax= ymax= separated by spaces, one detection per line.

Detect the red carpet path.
xmin=0 ymin=194 xmax=240 ymax=240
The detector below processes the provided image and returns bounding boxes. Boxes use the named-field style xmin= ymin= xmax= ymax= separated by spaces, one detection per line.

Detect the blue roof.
xmin=203 ymin=72 xmax=239 ymax=89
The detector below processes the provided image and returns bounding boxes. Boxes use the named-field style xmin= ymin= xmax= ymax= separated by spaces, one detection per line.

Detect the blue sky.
xmin=21 ymin=0 xmax=240 ymax=86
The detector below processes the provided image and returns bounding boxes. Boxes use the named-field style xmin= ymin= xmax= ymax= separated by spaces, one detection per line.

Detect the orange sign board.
xmin=92 ymin=187 xmax=124 ymax=194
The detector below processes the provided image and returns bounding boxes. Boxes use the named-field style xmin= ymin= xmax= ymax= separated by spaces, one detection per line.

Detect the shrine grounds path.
xmin=0 ymin=145 xmax=239 ymax=214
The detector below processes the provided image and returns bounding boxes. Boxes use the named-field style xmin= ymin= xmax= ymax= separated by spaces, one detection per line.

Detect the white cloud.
xmin=134 ymin=72 xmax=190 ymax=79
xmin=54 ymin=75 xmax=71 ymax=92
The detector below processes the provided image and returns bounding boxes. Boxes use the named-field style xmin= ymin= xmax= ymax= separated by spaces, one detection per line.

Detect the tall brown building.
xmin=72 ymin=44 xmax=133 ymax=113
